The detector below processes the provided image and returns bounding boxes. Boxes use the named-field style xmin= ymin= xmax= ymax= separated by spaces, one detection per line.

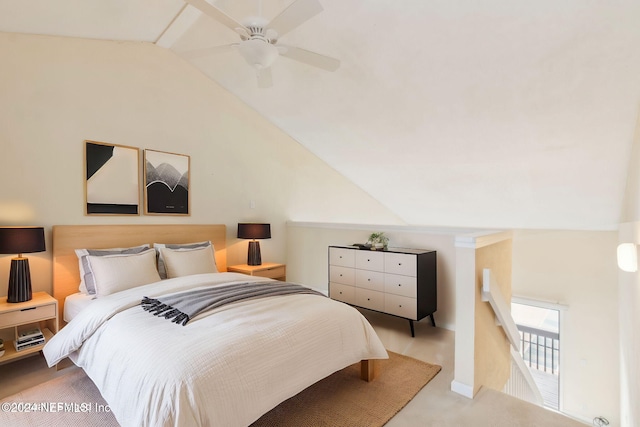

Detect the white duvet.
xmin=44 ymin=272 xmax=388 ymax=427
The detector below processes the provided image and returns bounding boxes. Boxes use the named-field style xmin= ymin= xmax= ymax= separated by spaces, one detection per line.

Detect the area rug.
xmin=0 ymin=351 xmax=440 ymax=427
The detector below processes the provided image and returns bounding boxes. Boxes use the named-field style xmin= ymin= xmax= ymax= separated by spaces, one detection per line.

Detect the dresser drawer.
xmin=329 ymin=247 xmax=355 ymax=268
xmin=355 ymin=251 xmax=384 ymax=272
xmin=384 ymin=273 xmax=417 ymax=298
xmin=0 ymin=303 xmax=56 ymax=328
xmin=356 ymin=288 xmax=385 ymax=312
xmin=355 ymin=269 xmax=385 ymax=292
xmin=329 ymin=266 xmax=355 ymax=285
xmin=329 ymin=283 xmax=355 ymax=304
xmin=384 ymin=253 xmax=417 ymax=276
xmin=385 ymin=294 xmax=417 ymax=320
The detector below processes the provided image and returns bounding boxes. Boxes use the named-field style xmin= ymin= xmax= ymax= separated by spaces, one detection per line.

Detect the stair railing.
xmin=481 ymin=268 xmax=544 ymax=405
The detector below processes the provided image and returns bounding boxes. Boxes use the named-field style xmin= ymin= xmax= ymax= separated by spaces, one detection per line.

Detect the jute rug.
xmin=0 ymin=351 xmax=440 ymax=426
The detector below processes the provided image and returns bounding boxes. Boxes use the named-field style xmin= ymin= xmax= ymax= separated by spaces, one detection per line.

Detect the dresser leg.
xmin=409 ymin=319 xmax=415 ymax=337
xmin=429 ymin=313 xmax=436 ymax=327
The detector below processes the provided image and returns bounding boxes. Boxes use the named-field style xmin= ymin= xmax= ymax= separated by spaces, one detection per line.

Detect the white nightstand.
xmin=0 ymin=292 xmax=58 ymax=365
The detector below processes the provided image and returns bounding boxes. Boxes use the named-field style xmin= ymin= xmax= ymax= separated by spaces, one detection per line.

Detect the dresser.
xmin=328 ymin=246 xmax=436 ymax=337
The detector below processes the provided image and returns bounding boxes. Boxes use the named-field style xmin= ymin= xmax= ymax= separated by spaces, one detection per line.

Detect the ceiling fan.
xmin=184 ymin=0 xmax=340 ymax=88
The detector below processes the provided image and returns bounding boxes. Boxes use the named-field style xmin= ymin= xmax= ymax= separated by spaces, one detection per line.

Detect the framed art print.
xmin=85 ymin=140 xmax=140 ymax=215
xmin=144 ymin=149 xmax=190 ymax=215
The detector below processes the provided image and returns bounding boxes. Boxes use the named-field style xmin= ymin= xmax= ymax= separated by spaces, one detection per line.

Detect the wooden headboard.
xmin=52 ymin=224 xmax=227 ymax=324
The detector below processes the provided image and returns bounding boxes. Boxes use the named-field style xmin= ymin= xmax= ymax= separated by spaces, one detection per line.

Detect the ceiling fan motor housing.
xmin=237 ymin=16 xmax=279 ymax=69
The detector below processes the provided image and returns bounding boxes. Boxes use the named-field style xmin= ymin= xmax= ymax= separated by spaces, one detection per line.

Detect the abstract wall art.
xmin=84 ymin=140 xmax=140 ymax=215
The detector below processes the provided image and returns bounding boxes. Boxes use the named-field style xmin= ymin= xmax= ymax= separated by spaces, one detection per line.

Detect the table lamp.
xmin=0 ymin=226 xmax=46 ymax=303
xmin=237 ymin=223 xmax=271 ymax=266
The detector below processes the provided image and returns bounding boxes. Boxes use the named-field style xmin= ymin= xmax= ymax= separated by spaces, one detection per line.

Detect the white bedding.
xmin=63 ymin=292 xmax=95 ymax=323
xmin=44 ymin=272 xmax=388 ymax=427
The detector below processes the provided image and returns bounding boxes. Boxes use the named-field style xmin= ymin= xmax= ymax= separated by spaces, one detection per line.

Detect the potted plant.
xmin=368 ymin=232 xmax=389 ymax=250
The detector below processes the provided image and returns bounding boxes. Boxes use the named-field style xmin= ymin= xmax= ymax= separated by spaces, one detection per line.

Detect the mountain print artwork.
xmin=144 ymin=150 xmax=190 ymax=215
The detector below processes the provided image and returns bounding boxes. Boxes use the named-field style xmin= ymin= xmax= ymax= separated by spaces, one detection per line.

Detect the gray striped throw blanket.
xmin=141 ymin=281 xmax=325 ymax=325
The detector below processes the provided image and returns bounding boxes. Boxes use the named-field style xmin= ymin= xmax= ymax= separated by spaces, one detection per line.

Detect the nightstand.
xmin=227 ymin=263 xmax=287 ymax=281
xmin=0 ymin=292 xmax=58 ymax=365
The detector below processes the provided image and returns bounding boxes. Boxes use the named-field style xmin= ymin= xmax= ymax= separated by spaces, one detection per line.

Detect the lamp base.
xmin=7 ymin=258 xmax=33 ymax=303
xmin=247 ymin=241 xmax=262 ymax=266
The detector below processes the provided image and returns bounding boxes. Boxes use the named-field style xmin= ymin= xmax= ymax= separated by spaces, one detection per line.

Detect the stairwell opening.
xmin=511 ymin=299 xmax=561 ymax=411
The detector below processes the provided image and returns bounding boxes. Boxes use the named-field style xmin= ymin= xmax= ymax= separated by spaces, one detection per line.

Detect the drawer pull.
xmin=339 ymin=274 xmax=343 ymax=277
xmin=367 ymin=278 xmax=371 ymax=282
xmin=398 ymin=263 xmax=402 ymax=266
xmin=339 ymin=256 xmax=343 ymax=259
xmin=367 ymin=298 xmax=371 ymax=301
xmin=399 ymin=305 xmax=402 ymax=308
xmin=339 ymin=291 xmax=343 ymax=295
xmin=21 ymin=307 xmax=36 ymax=312
xmin=398 ymin=284 xmax=402 ymax=287
xmin=367 ymin=259 xmax=370 ymax=262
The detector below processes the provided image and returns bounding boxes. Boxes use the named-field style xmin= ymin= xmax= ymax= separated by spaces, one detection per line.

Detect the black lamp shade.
xmin=237 ymin=224 xmax=271 ymax=266
xmin=0 ymin=227 xmax=45 ymax=303
xmin=0 ymin=227 xmax=46 ymax=255
xmin=237 ymin=223 xmax=271 ymax=240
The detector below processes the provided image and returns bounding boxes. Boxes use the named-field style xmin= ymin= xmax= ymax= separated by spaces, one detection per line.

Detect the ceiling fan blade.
xmin=278 ymin=45 xmax=340 ymax=71
xmin=257 ymin=67 xmax=273 ymax=89
xmin=267 ymin=0 xmax=324 ymax=38
xmin=184 ymin=0 xmax=248 ymax=34
xmin=180 ymin=43 xmax=238 ymax=60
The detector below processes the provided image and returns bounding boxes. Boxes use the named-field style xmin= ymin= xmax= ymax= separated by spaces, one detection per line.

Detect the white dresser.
xmin=328 ymin=246 xmax=437 ymax=337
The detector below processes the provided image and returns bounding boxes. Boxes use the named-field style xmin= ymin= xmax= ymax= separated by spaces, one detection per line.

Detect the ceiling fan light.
xmin=238 ymin=39 xmax=279 ymax=69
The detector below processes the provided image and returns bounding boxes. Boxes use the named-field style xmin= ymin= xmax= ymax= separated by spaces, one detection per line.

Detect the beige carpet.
xmin=0 ymin=351 xmax=441 ymax=426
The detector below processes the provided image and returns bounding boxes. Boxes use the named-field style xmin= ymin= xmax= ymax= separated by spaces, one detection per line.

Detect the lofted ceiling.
xmin=2 ymin=0 xmax=640 ymax=230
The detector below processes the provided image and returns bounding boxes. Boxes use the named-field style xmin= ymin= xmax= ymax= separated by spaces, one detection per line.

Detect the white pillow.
xmin=154 ymin=241 xmax=215 ymax=279
xmin=160 ymin=245 xmax=217 ymax=279
xmin=87 ymin=248 xmax=161 ymax=297
xmin=76 ymin=244 xmax=150 ymax=294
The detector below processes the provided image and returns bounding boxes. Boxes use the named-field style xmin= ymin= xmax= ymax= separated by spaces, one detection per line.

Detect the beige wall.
xmin=618 ymin=223 xmax=640 ymax=427
xmin=474 ymin=239 xmax=512 ymax=395
xmin=0 ymin=32 xmax=401 ymax=297
xmin=451 ymin=233 xmax=513 ymax=398
xmin=512 ymin=230 xmax=620 ymax=425
xmin=618 ymin=110 xmax=640 ymax=427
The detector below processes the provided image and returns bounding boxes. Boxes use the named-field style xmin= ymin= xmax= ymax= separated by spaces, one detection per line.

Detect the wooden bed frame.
xmin=51 ymin=223 xmax=377 ymax=381
xmin=52 ymin=224 xmax=227 ymax=324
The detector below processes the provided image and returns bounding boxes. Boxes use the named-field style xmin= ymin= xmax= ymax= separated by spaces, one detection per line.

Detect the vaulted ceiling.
xmin=2 ymin=0 xmax=640 ymax=230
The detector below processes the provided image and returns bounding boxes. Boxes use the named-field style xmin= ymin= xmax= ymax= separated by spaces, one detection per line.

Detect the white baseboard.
xmin=451 ymin=380 xmax=474 ymax=398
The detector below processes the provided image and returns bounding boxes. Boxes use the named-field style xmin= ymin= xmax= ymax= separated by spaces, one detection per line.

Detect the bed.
xmin=44 ymin=224 xmax=388 ymax=427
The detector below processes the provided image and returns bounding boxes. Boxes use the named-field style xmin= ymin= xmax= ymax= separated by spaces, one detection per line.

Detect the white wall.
xmin=617 ymin=223 xmax=640 ymax=427
xmin=0 ymin=32 xmax=401 ymax=296
xmin=617 ymin=110 xmax=640 ymax=427
xmin=512 ymin=230 xmax=620 ymax=425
